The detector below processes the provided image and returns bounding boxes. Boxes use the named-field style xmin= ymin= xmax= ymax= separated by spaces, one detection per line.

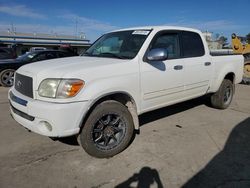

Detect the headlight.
xmin=38 ymin=79 xmax=60 ymax=98
xmin=38 ymin=79 xmax=84 ymax=98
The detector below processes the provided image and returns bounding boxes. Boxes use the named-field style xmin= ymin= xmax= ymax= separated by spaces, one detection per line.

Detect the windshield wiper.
xmin=98 ymin=53 xmax=127 ymax=59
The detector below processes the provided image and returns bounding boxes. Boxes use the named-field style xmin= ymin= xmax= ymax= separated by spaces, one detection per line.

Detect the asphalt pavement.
xmin=0 ymin=84 xmax=250 ymax=188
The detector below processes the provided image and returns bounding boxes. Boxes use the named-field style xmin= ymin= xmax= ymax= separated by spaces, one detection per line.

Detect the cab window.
xmin=181 ymin=31 xmax=205 ymax=58
xmin=150 ymin=33 xmax=180 ymax=59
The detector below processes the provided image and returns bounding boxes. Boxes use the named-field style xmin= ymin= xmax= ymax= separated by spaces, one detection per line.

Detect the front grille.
xmin=10 ymin=103 xmax=35 ymax=121
xmin=15 ymin=73 xmax=33 ymax=98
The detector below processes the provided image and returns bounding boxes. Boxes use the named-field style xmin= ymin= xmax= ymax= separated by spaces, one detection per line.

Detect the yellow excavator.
xmin=231 ymin=33 xmax=250 ymax=83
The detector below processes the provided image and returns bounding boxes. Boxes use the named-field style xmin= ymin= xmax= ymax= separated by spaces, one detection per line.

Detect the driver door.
xmin=140 ymin=31 xmax=185 ymax=112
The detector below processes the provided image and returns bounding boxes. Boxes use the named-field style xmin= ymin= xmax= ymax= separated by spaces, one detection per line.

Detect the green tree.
xmin=218 ymin=36 xmax=228 ymax=47
xmin=215 ymin=33 xmax=220 ymax=40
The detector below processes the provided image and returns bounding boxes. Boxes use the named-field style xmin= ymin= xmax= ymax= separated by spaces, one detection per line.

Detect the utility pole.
xmin=75 ymin=17 xmax=78 ymax=38
xmin=11 ymin=23 xmax=14 ymax=33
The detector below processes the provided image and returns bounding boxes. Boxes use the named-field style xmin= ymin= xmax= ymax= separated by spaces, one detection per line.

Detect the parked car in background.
xmin=0 ymin=50 xmax=77 ymax=87
xmin=29 ymin=47 xmax=47 ymax=52
xmin=0 ymin=47 xmax=17 ymax=60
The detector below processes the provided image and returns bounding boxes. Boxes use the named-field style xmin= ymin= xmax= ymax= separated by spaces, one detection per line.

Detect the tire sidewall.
xmin=213 ymin=79 xmax=234 ymax=109
xmin=221 ymin=80 xmax=233 ymax=108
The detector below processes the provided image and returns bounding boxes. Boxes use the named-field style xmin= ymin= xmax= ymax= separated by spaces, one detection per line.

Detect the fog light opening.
xmin=42 ymin=121 xmax=53 ymax=132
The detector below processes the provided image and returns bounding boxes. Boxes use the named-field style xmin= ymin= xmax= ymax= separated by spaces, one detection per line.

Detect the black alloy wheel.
xmin=92 ymin=113 xmax=126 ymax=150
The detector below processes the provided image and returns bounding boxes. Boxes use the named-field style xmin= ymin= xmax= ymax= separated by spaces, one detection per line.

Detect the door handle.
xmin=204 ymin=62 xmax=211 ymax=66
xmin=174 ymin=65 xmax=183 ymax=70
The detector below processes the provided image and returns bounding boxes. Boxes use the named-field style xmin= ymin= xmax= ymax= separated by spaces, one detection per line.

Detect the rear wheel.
xmin=242 ymin=54 xmax=250 ymax=84
xmin=0 ymin=69 xmax=15 ymax=87
xmin=242 ymin=59 xmax=250 ymax=84
xmin=210 ymin=79 xmax=234 ymax=109
xmin=80 ymin=100 xmax=134 ymax=158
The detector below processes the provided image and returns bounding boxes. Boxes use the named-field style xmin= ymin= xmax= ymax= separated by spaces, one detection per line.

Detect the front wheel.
xmin=80 ymin=100 xmax=134 ymax=158
xmin=210 ymin=79 xmax=234 ymax=109
xmin=0 ymin=69 xmax=15 ymax=87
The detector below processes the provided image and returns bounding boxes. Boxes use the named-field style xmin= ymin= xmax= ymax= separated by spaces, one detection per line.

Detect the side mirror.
xmin=146 ymin=48 xmax=168 ymax=61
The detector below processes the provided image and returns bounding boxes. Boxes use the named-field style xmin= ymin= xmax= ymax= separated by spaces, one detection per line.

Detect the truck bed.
xmin=210 ymin=49 xmax=234 ymax=56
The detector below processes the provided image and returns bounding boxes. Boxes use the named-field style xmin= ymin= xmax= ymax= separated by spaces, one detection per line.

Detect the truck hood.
xmin=17 ymin=56 xmax=134 ymax=89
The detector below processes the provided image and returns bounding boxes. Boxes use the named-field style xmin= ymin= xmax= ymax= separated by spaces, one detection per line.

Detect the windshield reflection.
xmin=83 ymin=30 xmax=150 ymax=59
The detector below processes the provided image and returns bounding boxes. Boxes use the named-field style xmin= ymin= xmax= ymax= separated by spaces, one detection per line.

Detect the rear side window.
xmin=181 ymin=31 xmax=205 ymax=58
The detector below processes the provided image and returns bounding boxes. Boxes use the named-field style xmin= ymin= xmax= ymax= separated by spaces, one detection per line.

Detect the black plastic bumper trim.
xmin=10 ymin=103 xmax=35 ymax=121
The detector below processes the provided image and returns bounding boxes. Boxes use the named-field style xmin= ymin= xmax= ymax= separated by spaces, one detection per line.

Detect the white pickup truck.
xmin=9 ymin=26 xmax=243 ymax=158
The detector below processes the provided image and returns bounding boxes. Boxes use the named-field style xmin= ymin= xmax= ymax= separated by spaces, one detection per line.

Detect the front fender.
xmin=76 ymin=74 xmax=141 ymax=130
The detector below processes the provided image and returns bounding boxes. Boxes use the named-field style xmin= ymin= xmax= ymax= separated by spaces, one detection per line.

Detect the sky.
xmin=0 ymin=0 xmax=249 ymax=42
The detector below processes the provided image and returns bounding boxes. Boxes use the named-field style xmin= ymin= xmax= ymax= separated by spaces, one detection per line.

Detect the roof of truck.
xmin=111 ymin=25 xmax=201 ymax=33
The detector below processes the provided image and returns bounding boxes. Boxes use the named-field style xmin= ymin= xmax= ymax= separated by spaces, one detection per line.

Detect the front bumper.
xmin=9 ymin=88 xmax=89 ymax=137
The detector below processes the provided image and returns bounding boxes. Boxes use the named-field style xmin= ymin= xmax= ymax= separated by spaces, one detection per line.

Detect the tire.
xmin=210 ymin=79 xmax=234 ymax=109
xmin=80 ymin=100 xmax=134 ymax=158
xmin=242 ymin=60 xmax=250 ymax=85
xmin=0 ymin=69 xmax=15 ymax=87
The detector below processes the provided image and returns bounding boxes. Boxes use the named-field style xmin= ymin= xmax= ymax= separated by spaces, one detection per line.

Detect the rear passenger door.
xmin=181 ymin=31 xmax=212 ymax=97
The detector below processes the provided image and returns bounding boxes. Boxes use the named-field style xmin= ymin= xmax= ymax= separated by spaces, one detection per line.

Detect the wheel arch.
xmin=224 ymin=72 xmax=235 ymax=83
xmin=79 ymin=91 xmax=139 ymax=133
xmin=209 ymin=68 xmax=236 ymax=93
xmin=224 ymin=72 xmax=235 ymax=93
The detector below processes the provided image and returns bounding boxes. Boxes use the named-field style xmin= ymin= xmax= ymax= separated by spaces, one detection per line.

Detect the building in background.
xmin=203 ymin=31 xmax=223 ymax=50
xmin=0 ymin=31 xmax=91 ymax=56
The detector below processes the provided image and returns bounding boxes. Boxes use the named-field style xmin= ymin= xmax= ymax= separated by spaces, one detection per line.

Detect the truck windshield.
xmin=83 ymin=30 xmax=151 ymax=59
